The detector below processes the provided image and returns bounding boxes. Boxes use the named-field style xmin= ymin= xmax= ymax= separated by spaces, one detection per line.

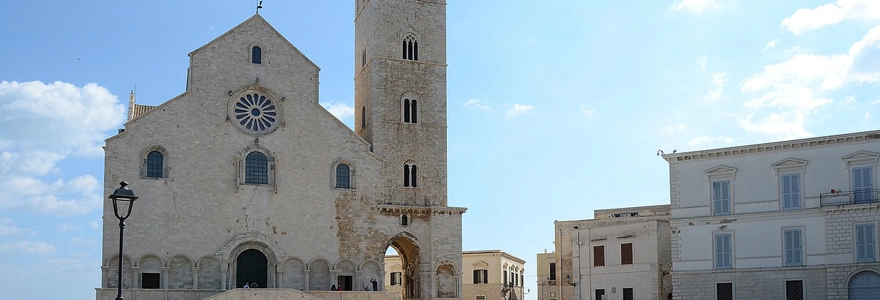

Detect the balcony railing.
xmin=820 ymin=188 xmax=880 ymax=207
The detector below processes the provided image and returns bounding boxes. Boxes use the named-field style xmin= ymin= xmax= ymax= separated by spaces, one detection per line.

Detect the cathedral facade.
xmin=99 ymin=1 xmax=465 ymax=299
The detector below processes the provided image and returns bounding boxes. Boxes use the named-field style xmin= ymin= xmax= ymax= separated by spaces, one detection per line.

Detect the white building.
xmin=553 ymin=205 xmax=672 ymax=300
xmin=663 ymin=130 xmax=880 ymax=300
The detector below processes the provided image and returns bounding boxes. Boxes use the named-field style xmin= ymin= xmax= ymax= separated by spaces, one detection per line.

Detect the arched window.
xmin=336 ymin=164 xmax=351 ymax=189
xmin=252 ymin=46 xmax=262 ymax=64
xmin=403 ymin=99 xmax=418 ymax=123
xmin=400 ymin=214 xmax=409 ymax=226
xmin=245 ymin=152 xmax=268 ymax=184
xmin=361 ymin=106 xmax=366 ymax=129
xmin=146 ymin=151 xmax=164 ymax=178
xmin=849 ymin=271 xmax=880 ymax=300
xmin=402 ymin=35 xmax=418 ymax=61
xmin=404 ymin=163 xmax=418 ymax=187
xmin=361 ymin=47 xmax=367 ymax=67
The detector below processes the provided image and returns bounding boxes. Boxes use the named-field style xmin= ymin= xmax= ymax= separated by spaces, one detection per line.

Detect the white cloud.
xmin=0 ymin=81 xmax=122 ymax=216
xmin=866 ymin=113 xmax=872 ymax=119
xmin=506 ymin=104 xmax=535 ymax=118
xmin=579 ymin=104 xmax=595 ymax=117
xmin=320 ymin=101 xmax=354 ymax=120
xmin=671 ymin=0 xmax=725 ymax=13
xmin=763 ymin=38 xmax=780 ymax=51
xmin=463 ymin=99 xmax=492 ymax=111
xmin=738 ymin=25 xmax=880 ymax=138
xmin=666 ymin=124 xmax=687 ymax=135
xmin=0 ymin=218 xmax=24 ymax=236
xmin=783 ymin=0 xmax=880 ymax=35
xmin=688 ymin=135 xmax=735 ymax=146
xmin=0 ymin=241 xmax=57 ymax=255
xmin=705 ymin=72 xmax=727 ymax=102
xmin=698 ymin=55 xmax=708 ymax=70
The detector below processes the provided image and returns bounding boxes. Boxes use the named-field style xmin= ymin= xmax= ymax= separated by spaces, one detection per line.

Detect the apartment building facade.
xmin=664 ymin=130 xmax=880 ymax=300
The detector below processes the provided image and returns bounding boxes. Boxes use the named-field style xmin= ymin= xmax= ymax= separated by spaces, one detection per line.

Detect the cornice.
xmin=663 ymin=130 xmax=880 ymax=163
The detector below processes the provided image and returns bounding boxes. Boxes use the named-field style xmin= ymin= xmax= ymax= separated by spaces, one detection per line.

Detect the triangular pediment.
xmin=705 ymin=165 xmax=737 ymax=175
xmin=842 ymin=151 xmax=880 ymax=162
xmin=772 ymin=158 xmax=808 ymax=169
xmin=472 ymin=260 xmax=489 ymax=268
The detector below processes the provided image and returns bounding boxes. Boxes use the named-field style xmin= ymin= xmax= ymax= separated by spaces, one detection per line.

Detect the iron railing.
xmin=820 ymin=188 xmax=880 ymax=207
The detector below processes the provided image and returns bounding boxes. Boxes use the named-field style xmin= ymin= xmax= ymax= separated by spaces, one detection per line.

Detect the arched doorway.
xmin=386 ymin=233 xmax=421 ymax=299
xmin=848 ymin=271 xmax=880 ymax=300
xmin=237 ymin=249 xmax=267 ymax=288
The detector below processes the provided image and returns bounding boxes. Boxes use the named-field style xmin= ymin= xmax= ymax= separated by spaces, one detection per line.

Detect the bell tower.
xmin=354 ymin=0 xmax=448 ymax=206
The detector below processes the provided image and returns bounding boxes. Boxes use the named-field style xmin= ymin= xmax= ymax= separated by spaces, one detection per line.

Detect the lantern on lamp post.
xmin=109 ymin=181 xmax=138 ymax=300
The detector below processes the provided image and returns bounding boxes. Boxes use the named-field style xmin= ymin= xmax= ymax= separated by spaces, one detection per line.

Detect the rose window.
xmin=229 ymin=91 xmax=282 ymax=136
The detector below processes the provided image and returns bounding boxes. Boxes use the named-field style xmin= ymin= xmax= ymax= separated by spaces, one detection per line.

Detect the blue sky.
xmin=1 ymin=0 xmax=879 ymax=299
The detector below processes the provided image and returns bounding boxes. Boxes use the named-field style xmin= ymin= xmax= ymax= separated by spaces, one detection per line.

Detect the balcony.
xmin=820 ymin=188 xmax=880 ymax=207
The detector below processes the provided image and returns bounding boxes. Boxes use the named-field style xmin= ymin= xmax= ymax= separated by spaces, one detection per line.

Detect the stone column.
xmin=101 ymin=266 xmax=109 ymax=288
xmin=356 ymin=271 xmax=363 ymax=290
xmin=162 ymin=267 xmax=170 ymax=289
xmin=192 ymin=266 xmax=200 ymax=289
xmin=380 ymin=271 xmax=387 ymax=291
xmin=304 ymin=269 xmax=311 ymax=291
xmin=220 ymin=261 xmax=229 ymax=290
xmin=131 ymin=266 xmax=141 ymax=289
xmin=276 ymin=264 xmax=283 ymax=288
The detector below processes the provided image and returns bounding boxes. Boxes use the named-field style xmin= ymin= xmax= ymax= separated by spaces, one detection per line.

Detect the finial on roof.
xmin=256 ymin=0 xmax=263 ymax=14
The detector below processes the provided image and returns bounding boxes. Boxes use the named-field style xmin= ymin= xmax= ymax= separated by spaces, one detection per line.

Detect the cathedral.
xmin=99 ymin=1 xmax=465 ymax=299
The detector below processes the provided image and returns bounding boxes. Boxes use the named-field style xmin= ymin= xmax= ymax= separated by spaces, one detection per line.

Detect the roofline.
xmin=662 ymin=129 xmax=880 ymax=163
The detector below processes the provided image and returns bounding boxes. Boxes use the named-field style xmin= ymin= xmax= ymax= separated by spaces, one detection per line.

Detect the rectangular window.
xmin=476 ymin=296 xmax=486 ymax=300
xmin=716 ymin=282 xmax=733 ymax=300
xmin=714 ymin=233 xmax=732 ymax=269
xmin=781 ymin=173 xmax=801 ymax=209
xmin=713 ymin=180 xmax=731 ymax=215
xmin=473 ymin=269 xmax=488 ymax=284
xmin=623 ymin=288 xmax=633 ymax=300
xmin=856 ymin=223 xmax=876 ymax=262
xmin=549 ymin=262 xmax=556 ymax=280
xmin=595 ymin=289 xmax=605 ymax=300
xmin=391 ymin=272 xmax=402 ymax=286
xmin=784 ymin=229 xmax=803 ymax=266
xmin=853 ymin=166 xmax=874 ymax=203
xmin=142 ymin=273 xmax=160 ymax=289
xmin=594 ymin=245 xmax=605 ymax=267
xmin=503 ymin=270 xmax=508 ymax=286
xmin=621 ymin=243 xmax=633 ymax=265
xmin=786 ymin=280 xmax=804 ymax=300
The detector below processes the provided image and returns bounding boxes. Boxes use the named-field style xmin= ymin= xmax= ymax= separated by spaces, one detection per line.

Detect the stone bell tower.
xmin=354 ymin=0 xmax=448 ymax=207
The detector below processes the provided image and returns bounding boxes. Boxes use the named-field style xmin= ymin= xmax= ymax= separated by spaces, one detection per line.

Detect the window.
xmin=252 ymin=46 xmax=262 ymax=64
xmin=623 ymin=288 xmax=633 ymax=300
xmin=503 ymin=270 xmax=508 ymax=286
xmin=146 ymin=151 xmax=164 ymax=178
xmin=856 ymin=223 xmax=876 ymax=262
xmin=142 ymin=273 xmax=160 ymax=289
xmin=786 ymin=280 xmax=803 ymax=300
xmin=849 ymin=271 xmax=880 ymax=300
xmin=853 ymin=166 xmax=874 ymax=203
xmin=713 ymin=180 xmax=731 ymax=215
xmin=404 ymin=163 xmax=418 ymax=187
xmin=402 ymin=35 xmax=418 ymax=60
xmin=783 ymin=229 xmax=803 ymax=266
xmin=473 ymin=269 xmax=488 ymax=284
xmin=595 ymin=289 xmax=605 ymax=300
xmin=361 ymin=106 xmax=366 ymax=130
xmin=390 ymin=272 xmax=402 ymax=285
xmin=549 ymin=263 xmax=556 ymax=280
xmin=716 ymin=282 xmax=733 ymax=300
xmin=335 ymin=164 xmax=351 ymax=189
xmin=594 ymin=245 xmax=605 ymax=267
xmin=245 ymin=151 xmax=269 ymax=184
xmin=400 ymin=214 xmax=409 ymax=226
xmin=361 ymin=47 xmax=366 ymax=67
xmin=403 ymin=98 xmax=418 ymax=123
xmin=781 ymin=173 xmax=801 ymax=209
xmin=476 ymin=297 xmax=486 ymax=300
xmin=621 ymin=243 xmax=633 ymax=265
xmin=521 ymin=274 xmax=524 ymax=287
xmin=714 ymin=233 xmax=732 ymax=269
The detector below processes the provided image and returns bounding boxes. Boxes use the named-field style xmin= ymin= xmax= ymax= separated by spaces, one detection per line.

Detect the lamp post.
xmin=109 ymin=181 xmax=138 ymax=300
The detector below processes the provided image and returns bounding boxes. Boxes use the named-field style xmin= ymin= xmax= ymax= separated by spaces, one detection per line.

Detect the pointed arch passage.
xmin=386 ymin=233 xmax=422 ymax=299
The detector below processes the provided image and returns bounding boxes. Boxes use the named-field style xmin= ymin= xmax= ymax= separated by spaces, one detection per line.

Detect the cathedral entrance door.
xmin=236 ymin=249 xmax=268 ymax=288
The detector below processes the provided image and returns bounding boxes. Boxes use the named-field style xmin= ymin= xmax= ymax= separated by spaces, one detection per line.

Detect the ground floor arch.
xmin=849 ymin=270 xmax=880 ymax=300
xmin=236 ymin=249 xmax=268 ymax=288
xmin=386 ymin=233 xmax=422 ymax=299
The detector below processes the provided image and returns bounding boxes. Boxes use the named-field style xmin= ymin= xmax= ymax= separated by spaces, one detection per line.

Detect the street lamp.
xmin=109 ymin=181 xmax=138 ymax=300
